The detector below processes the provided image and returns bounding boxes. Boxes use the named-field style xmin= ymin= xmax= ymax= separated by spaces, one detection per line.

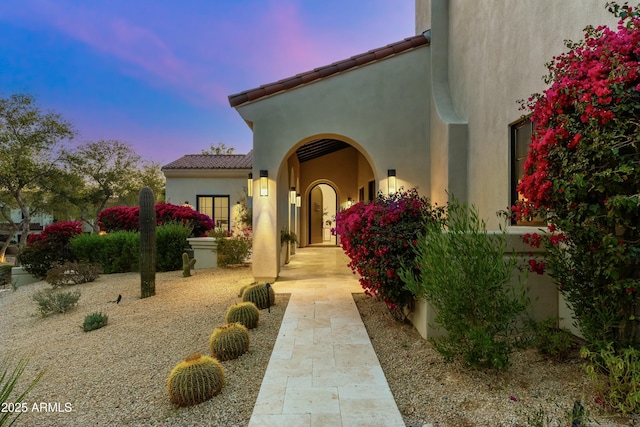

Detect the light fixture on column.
xmin=388 ymin=169 xmax=397 ymax=194
xmin=290 ymin=187 xmax=296 ymax=205
xmin=296 ymin=193 xmax=301 ymax=208
xmin=247 ymin=172 xmax=253 ymax=198
xmin=259 ymin=170 xmax=268 ymax=196
xmin=347 ymin=197 xmax=353 ymax=208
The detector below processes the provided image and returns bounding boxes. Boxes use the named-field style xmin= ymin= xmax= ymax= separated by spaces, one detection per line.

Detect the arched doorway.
xmin=308 ymin=183 xmax=337 ymax=245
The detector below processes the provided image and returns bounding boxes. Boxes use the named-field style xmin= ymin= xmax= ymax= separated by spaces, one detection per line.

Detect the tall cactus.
xmin=139 ymin=187 xmax=156 ymax=298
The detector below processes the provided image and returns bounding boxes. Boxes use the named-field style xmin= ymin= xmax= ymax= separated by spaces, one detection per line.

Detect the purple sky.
xmin=0 ymin=1 xmax=415 ymax=166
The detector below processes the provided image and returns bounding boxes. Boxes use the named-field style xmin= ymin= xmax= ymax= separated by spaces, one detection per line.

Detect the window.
xmin=197 ymin=195 xmax=230 ymax=231
xmin=367 ymin=180 xmax=375 ymax=202
xmin=510 ymin=117 xmax=544 ymax=225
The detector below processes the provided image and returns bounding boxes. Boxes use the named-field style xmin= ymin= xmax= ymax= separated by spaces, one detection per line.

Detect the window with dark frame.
xmin=510 ymin=117 xmax=544 ymax=225
xmin=197 ymin=195 xmax=230 ymax=231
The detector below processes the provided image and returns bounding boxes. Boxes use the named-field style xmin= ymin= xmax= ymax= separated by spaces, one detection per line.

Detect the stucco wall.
xmin=420 ymin=0 xmax=618 ymax=228
xmin=237 ymin=46 xmax=432 ymax=279
xmin=164 ymin=171 xmax=249 ymax=232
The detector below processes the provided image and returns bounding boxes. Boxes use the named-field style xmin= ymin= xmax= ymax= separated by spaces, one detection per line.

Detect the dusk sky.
xmin=0 ymin=1 xmax=415 ymax=166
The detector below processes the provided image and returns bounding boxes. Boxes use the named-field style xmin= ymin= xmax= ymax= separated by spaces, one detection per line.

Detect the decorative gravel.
xmin=0 ymin=268 xmax=288 ymax=427
xmin=3 ymin=265 xmax=639 ymax=427
xmin=353 ymin=293 xmax=638 ymax=427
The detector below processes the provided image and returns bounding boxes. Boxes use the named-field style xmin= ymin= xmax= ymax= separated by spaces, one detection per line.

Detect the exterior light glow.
xmin=259 ymin=170 xmax=268 ymax=196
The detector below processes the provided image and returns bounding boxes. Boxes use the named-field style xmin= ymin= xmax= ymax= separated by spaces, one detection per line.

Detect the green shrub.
xmin=71 ymin=223 xmax=191 ymax=273
xmin=155 ymin=223 xmax=191 ymax=271
xmin=217 ymin=236 xmax=252 ymax=267
xmin=71 ymin=231 xmax=138 ymax=274
xmin=401 ymin=199 xmax=530 ymax=370
xmin=32 ymin=289 xmax=81 ymax=316
xmin=83 ymin=312 xmax=108 ymax=332
xmin=45 ymin=262 xmax=102 ymax=288
xmin=582 ymin=344 xmax=640 ymax=415
xmin=532 ymin=318 xmax=576 ymax=361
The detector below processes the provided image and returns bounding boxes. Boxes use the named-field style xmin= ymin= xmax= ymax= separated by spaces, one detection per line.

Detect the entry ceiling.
xmin=295 ymin=139 xmax=350 ymax=163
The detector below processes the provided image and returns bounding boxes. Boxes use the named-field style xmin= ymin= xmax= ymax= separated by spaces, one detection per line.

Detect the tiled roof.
xmin=228 ymin=33 xmax=430 ymax=108
xmin=162 ymin=150 xmax=253 ymax=170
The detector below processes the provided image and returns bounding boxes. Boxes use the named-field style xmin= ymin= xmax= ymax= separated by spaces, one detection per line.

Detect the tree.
xmin=201 ymin=142 xmax=235 ymax=155
xmin=0 ymin=94 xmax=75 ymax=262
xmin=62 ymin=140 xmax=143 ymax=232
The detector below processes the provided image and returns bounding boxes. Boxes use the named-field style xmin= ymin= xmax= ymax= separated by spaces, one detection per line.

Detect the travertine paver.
xmin=248 ymin=247 xmax=405 ymax=427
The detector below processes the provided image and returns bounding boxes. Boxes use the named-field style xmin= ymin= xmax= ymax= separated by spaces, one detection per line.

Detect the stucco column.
xmin=251 ymin=169 xmax=279 ymax=282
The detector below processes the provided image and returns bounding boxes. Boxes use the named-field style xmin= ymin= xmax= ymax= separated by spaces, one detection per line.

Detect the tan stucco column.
xmin=251 ymin=168 xmax=279 ymax=282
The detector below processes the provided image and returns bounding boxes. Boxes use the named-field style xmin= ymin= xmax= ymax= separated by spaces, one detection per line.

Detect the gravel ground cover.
xmin=0 ymin=267 xmax=288 ymax=427
xmin=354 ymin=293 xmax=638 ymax=427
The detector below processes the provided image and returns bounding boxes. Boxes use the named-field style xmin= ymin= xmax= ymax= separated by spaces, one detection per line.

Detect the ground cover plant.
xmin=512 ymin=2 xmax=640 ymax=413
xmin=334 ymin=188 xmax=445 ymax=318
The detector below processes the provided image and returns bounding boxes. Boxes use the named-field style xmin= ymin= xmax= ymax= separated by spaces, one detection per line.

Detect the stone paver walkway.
xmin=248 ymin=246 xmax=405 ymax=427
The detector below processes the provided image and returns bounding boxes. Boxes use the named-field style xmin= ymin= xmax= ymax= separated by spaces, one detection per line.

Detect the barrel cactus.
xmin=209 ymin=323 xmax=250 ymax=361
xmin=226 ymin=302 xmax=259 ymax=329
xmin=139 ymin=187 xmax=156 ymax=298
xmin=241 ymin=283 xmax=275 ymax=310
xmin=166 ymin=353 xmax=225 ymax=407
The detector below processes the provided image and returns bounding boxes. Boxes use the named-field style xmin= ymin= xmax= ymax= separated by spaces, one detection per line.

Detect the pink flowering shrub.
xmin=334 ymin=188 xmax=444 ymax=315
xmin=513 ymin=3 xmax=640 ymax=350
xmin=18 ymin=221 xmax=84 ymax=278
xmin=98 ymin=203 xmax=214 ymax=237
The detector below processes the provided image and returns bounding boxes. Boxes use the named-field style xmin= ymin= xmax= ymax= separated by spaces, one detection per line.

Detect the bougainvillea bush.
xmin=17 ymin=221 xmax=84 ymax=278
xmin=98 ymin=203 xmax=214 ymax=237
xmin=334 ymin=188 xmax=444 ymax=317
xmin=513 ymin=3 xmax=640 ymax=351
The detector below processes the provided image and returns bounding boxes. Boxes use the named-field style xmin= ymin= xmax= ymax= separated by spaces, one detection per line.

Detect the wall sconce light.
xmin=347 ymin=197 xmax=353 ymax=208
xmin=388 ymin=169 xmax=397 ymax=194
xmin=259 ymin=170 xmax=268 ymax=196
xmin=247 ymin=172 xmax=253 ymax=198
xmin=296 ymin=193 xmax=301 ymax=208
xmin=290 ymin=187 xmax=296 ymax=205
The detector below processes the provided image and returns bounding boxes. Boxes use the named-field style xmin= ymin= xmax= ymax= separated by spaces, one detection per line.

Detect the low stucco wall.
xmin=408 ymin=226 xmax=578 ymax=339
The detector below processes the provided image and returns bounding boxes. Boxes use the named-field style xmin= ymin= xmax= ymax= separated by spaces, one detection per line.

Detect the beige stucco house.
xmin=163 ymin=0 xmax=619 ymax=337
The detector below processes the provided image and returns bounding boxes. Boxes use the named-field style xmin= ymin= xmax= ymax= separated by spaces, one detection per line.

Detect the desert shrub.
xmin=71 ymin=231 xmax=139 ymax=274
xmin=83 ymin=312 xmax=108 ymax=332
xmin=155 ymin=223 xmax=191 ymax=271
xmin=32 ymin=289 xmax=81 ymax=316
xmin=401 ymin=200 xmax=530 ymax=370
xmin=582 ymin=344 xmax=640 ymax=415
xmin=217 ymin=235 xmax=252 ymax=267
xmin=98 ymin=203 xmax=214 ymax=236
xmin=45 ymin=262 xmax=102 ymax=288
xmin=531 ymin=318 xmax=577 ymax=362
xmin=17 ymin=221 xmax=83 ymax=278
xmin=334 ymin=188 xmax=445 ymax=315
xmin=71 ymin=223 xmax=190 ymax=273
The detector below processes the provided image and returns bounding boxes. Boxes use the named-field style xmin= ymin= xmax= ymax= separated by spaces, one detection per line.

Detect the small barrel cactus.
xmin=209 ymin=323 xmax=250 ymax=361
xmin=226 ymin=302 xmax=259 ymax=329
xmin=182 ymin=252 xmax=196 ymax=277
xmin=167 ymin=353 xmax=225 ymax=407
xmin=241 ymin=283 xmax=275 ymax=310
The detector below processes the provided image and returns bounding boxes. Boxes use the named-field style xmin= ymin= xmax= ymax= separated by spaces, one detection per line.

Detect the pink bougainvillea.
xmin=514 ymin=3 xmax=640 ymax=349
xmin=98 ymin=203 xmax=214 ymax=236
xmin=334 ymin=188 xmax=444 ymax=312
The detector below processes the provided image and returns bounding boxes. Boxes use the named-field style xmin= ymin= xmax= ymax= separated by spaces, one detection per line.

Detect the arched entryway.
xmin=308 ymin=183 xmax=337 ymax=245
